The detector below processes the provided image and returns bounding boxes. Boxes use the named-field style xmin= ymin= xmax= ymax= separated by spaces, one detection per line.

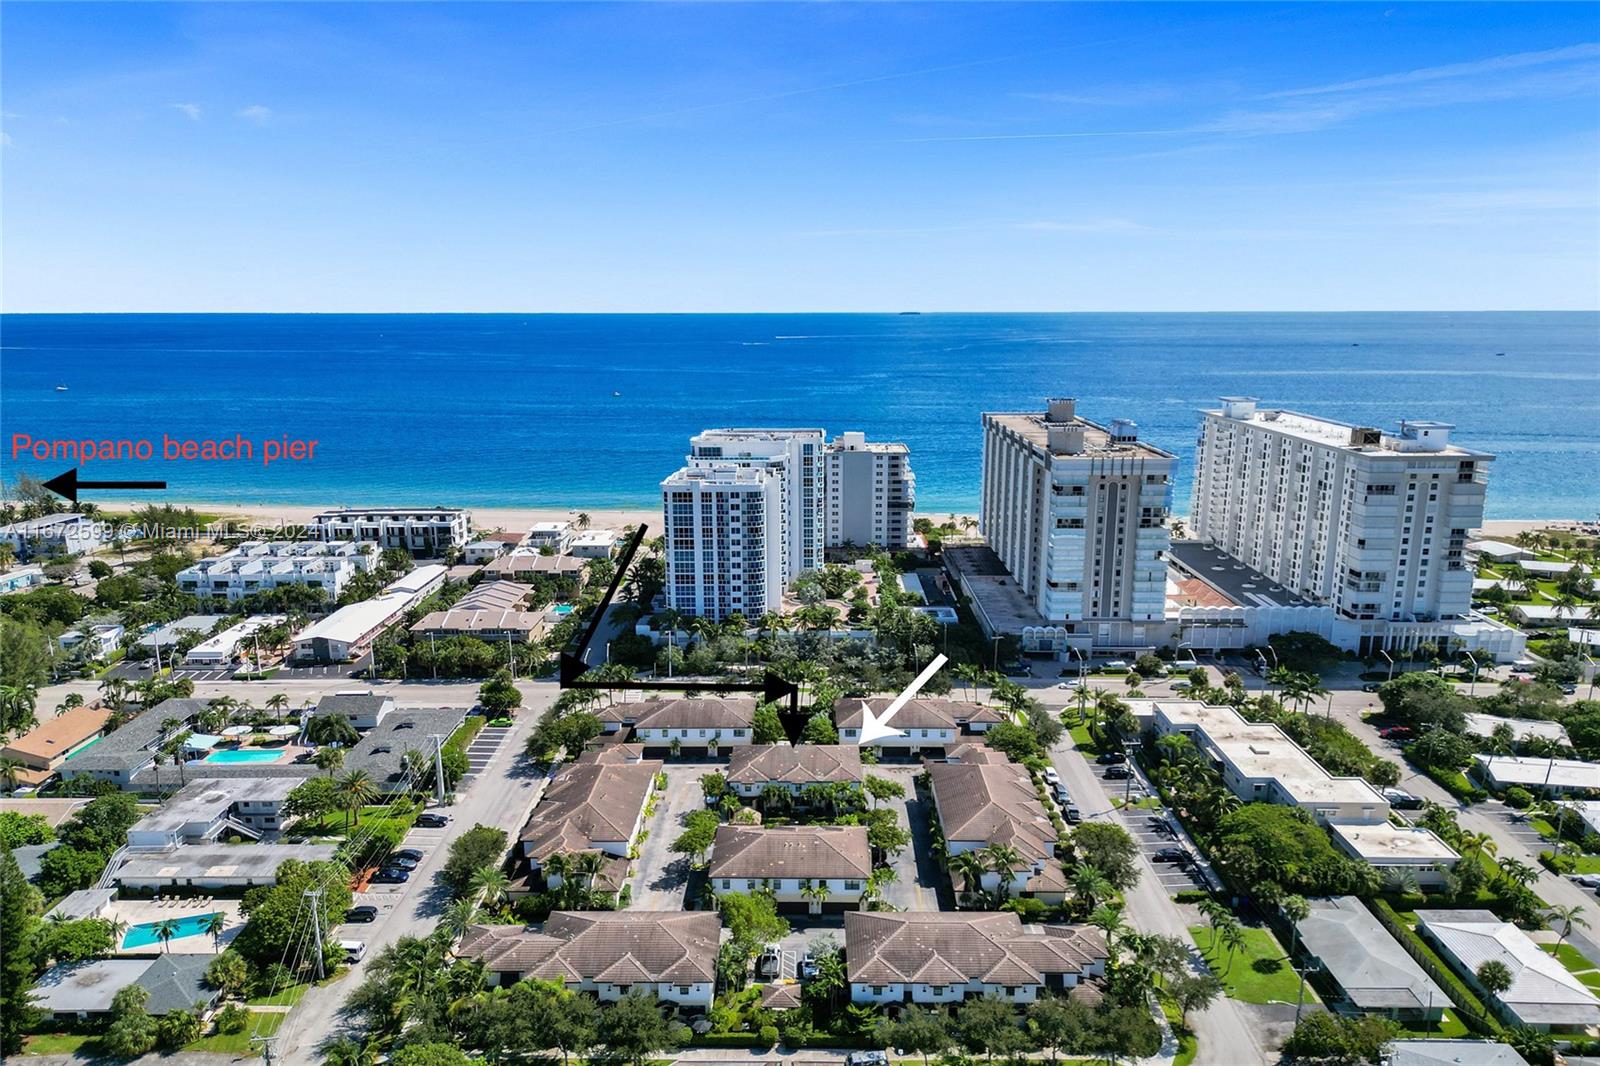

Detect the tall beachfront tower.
xmin=1191 ymin=398 xmax=1493 ymax=623
xmin=661 ymin=464 xmax=784 ymax=621
xmin=687 ymin=429 xmax=825 ymax=586
xmin=980 ymin=399 xmax=1175 ymax=644
xmin=824 ymin=432 xmax=917 ymax=550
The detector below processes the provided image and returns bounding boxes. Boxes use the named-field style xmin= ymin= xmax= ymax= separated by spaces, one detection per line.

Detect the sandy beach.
xmin=157 ymin=502 xmax=1568 ymax=542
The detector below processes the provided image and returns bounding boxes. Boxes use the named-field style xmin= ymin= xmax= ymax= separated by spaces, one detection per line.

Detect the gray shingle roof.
xmin=1298 ymin=897 xmax=1448 ymax=1012
xmin=1386 ymin=1041 xmax=1529 ymax=1066
xmin=136 ymin=954 xmax=219 ymax=1015
xmin=64 ymin=699 xmax=207 ymax=772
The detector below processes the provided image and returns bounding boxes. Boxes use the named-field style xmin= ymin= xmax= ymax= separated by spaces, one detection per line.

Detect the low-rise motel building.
xmin=1 ymin=704 xmax=114 ymax=789
xmin=309 ymin=507 xmax=473 ymax=554
xmin=1148 ymin=698 xmax=1461 ymax=886
xmin=707 ymin=824 xmax=872 ymax=912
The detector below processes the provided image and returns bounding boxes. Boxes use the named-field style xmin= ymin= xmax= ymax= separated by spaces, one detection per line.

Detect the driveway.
xmin=873 ymin=765 xmax=942 ymax=911
xmin=631 ymin=764 xmax=707 ymax=910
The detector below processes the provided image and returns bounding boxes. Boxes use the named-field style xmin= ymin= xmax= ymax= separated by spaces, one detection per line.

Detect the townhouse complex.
xmin=176 ymin=540 xmax=375 ymax=602
xmin=662 ymin=427 xmax=916 ymax=619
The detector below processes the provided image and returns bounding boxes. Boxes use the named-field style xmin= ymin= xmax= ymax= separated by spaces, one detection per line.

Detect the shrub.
xmin=759 ymin=1025 xmax=780 ymax=1048
xmin=1505 ymin=786 xmax=1534 ymax=809
xmin=215 ymin=1003 xmax=250 ymax=1034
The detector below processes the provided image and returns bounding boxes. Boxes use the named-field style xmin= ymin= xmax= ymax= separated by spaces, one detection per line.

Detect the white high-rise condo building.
xmin=824 ymin=432 xmax=916 ymax=549
xmin=661 ymin=464 xmax=783 ymax=621
xmin=981 ymin=399 xmax=1175 ymax=650
xmin=687 ymin=429 xmax=824 ymax=585
xmin=1192 ymin=398 xmax=1492 ymax=626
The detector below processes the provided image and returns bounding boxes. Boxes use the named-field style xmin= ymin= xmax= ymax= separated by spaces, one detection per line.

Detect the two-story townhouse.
xmin=928 ymin=759 xmax=1066 ymax=903
xmin=458 ymin=912 xmax=719 ymax=1009
xmin=518 ymin=749 xmax=662 ymax=891
xmin=835 ymin=698 xmax=1008 ymax=757
xmin=846 ymin=912 xmax=1106 ymax=1006
xmin=56 ymin=699 xmax=205 ymax=789
xmin=724 ymin=744 xmax=862 ymax=799
xmin=619 ymin=698 xmax=757 ymax=755
xmin=125 ymin=778 xmax=297 ymax=849
xmin=708 ymin=825 xmax=872 ymax=913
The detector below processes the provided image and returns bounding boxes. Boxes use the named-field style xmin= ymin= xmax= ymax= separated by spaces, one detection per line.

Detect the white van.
xmin=340 ymin=940 xmax=367 ymax=963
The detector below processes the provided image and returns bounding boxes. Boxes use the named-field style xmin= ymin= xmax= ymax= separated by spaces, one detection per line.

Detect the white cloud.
xmin=1260 ymin=42 xmax=1600 ymax=99
xmin=236 ymin=104 xmax=272 ymax=125
xmin=171 ymin=103 xmax=203 ymax=121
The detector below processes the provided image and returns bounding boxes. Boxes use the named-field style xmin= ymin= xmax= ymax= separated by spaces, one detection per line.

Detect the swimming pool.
xmin=550 ymin=604 xmax=574 ymax=616
xmin=203 ymin=749 xmax=284 ymax=765
xmin=122 ymin=912 xmax=222 ymax=949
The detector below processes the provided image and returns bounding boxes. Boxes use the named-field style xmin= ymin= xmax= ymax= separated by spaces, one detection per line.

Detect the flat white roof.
xmin=1474 ymin=754 xmax=1600 ymax=790
xmin=187 ymin=615 xmax=285 ymax=658
xmin=1154 ymin=699 xmax=1388 ymax=808
xmin=1463 ymin=713 xmax=1570 ymax=745
xmin=1329 ymin=822 xmax=1459 ymax=864
xmin=294 ymin=594 xmax=410 ymax=645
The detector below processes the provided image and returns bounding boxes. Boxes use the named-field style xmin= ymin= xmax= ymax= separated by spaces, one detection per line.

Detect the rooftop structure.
xmin=458 ymin=912 xmax=719 ymax=1007
xmin=518 ymin=750 xmax=662 ymax=864
xmin=824 ymin=431 xmax=916 ymax=550
xmin=845 ymin=911 xmax=1106 ymax=1005
xmin=688 ymin=428 xmax=826 ymax=583
xmin=125 ymin=777 xmax=298 ymax=848
xmin=1384 ymin=1041 xmax=1529 ymax=1066
xmin=135 ymin=614 xmax=228 ymax=650
xmin=115 ymin=843 xmax=338 ymax=889
xmin=482 ymin=552 xmax=589 ymax=582
xmin=1467 ymin=541 xmax=1536 ymax=564
xmin=1328 ymin=823 xmax=1460 ymax=886
xmin=0 ymin=513 xmax=107 ymax=558
xmin=289 ymin=565 xmax=446 ymax=663
xmin=1463 ymin=713 xmax=1570 ymax=746
xmin=58 ymin=698 xmax=205 ymax=787
xmin=1 ymin=704 xmax=113 ymax=785
xmin=662 ymin=463 xmax=783 ymax=621
xmin=928 ymin=759 xmax=1060 ymax=898
xmin=184 ymin=614 xmax=285 ymax=666
xmin=1152 ymin=699 xmax=1389 ymax=823
xmin=176 ymin=541 xmax=374 ymax=602
xmin=1416 ymin=909 xmax=1600 ymax=1030
xmin=1296 ymin=897 xmax=1449 ymax=1018
xmin=340 ymin=707 xmax=469 ymax=790
xmin=569 ymin=530 xmax=621 ymax=558
xmin=31 ymin=954 xmax=216 ymax=1019
xmin=708 ymin=824 xmax=871 ymax=886
xmin=410 ymin=606 xmax=547 ymax=642
xmin=1473 ymin=754 xmax=1600 ymax=794
xmin=980 ymin=399 xmax=1175 ymax=652
xmin=312 ymin=692 xmax=395 ymax=729
xmin=725 ymin=744 xmax=862 ymax=795
xmin=44 ymin=888 xmax=115 ymax=922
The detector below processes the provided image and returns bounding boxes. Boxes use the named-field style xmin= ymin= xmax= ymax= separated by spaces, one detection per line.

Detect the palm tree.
xmin=952 ymin=852 xmax=988 ymax=906
xmin=981 ymin=842 xmax=1025 ymax=899
xmin=267 ymin=693 xmax=290 ymax=721
xmin=0 ymin=757 xmax=23 ymax=795
xmin=202 ymin=911 xmax=227 ymax=952
xmin=1549 ymin=904 xmax=1590 ymax=949
xmin=442 ymin=897 xmax=480 ymax=941
xmin=576 ymin=513 xmax=592 ymax=531
xmin=314 ymin=747 xmax=345 ymax=779
xmin=543 ymin=852 xmax=574 ymax=891
xmin=1216 ymin=920 xmax=1247 ymax=975
xmin=574 ymin=851 xmax=607 ymax=892
xmin=1498 ymin=858 xmax=1539 ymax=889
xmin=1458 ymin=831 xmax=1498 ymax=863
xmin=470 ymin=866 xmax=510 ymax=910
xmin=154 ymin=918 xmax=181 ymax=953
xmin=335 ymin=769 xmax=379 ymax=829
xmin=1279 ymin=895 xmax=1311 ymax=958
xmin=801 ymin=879 xmax=832 ymax=914
xmin=1087 ymin=903 xmax=1131 ymax=958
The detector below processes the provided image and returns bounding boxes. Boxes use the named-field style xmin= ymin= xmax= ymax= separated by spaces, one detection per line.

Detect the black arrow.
xmin=43 ymin=468 xmax=166 ymax=505
xmin=559 ymin=523 xmax=649 ymax=684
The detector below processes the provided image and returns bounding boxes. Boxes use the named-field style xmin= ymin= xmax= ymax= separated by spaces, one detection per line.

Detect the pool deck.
xmin=108 ymin=898 xmax=244 ymax=955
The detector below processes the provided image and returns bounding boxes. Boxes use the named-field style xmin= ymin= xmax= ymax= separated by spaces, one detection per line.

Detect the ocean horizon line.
xmin=4 ymin=308 xmax=1599 ymax=318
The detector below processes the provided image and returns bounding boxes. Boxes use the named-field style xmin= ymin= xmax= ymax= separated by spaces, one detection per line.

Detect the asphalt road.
xmin=272 ymin=685 xmax=554 ymax=1065
xmin=632 ymin=764 xmax=707 ymax=910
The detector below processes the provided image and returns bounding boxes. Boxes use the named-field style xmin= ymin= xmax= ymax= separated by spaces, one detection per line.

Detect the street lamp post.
xmin=1380 ymin=649 xmax=1396 ymax=682
xmin=1463 ymin=651 xmax=1479 ymax=696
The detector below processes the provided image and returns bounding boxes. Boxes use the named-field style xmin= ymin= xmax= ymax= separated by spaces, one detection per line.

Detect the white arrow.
xmin=857 ymin=653 xmax=949 ymax=745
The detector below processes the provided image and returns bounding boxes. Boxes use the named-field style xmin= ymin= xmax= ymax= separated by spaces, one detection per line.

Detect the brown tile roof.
xmin=484 ymin=553 xmax=588 ymax=579
xmin=836 ymin=698 xmax=1006 ymax=731
xmin=928 ymin=761 xmax=1056 ymax=863
xmin=932 ymin=743 xmax=1007 ymax=765
xmin=2 ymin=705 xmax=113 ymax=769
xmin=709 ymin=825 xmax=872 ymax=881
xmin=519 ymin=756 xmax=662 ymax=860
xmin=845 ymin=912 xmax=1105 ymax=987
xmin=726 ymin=744 xmax=861 ymax=786
xmin=629 ymin=698 xmax=757 ymax=732
xmin=409 ymin=608 xmax=546 ymax=638
xmin=760 ymin=983 xmax=803 ymax=1010
xmin=459 ymin=912 xmax=719 ymax=985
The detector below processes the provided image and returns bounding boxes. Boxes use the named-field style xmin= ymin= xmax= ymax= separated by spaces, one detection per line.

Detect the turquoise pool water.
xmin=122 ymin=912 xmax=221 ymax=949
xmin=203 ymin=749 xmax=284 ymax=765
xmin=551 ymin=604 xmax=574 ymax=616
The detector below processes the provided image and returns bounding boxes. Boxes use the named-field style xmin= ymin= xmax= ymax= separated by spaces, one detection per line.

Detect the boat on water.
xmin=612 ymin=390 xmax=622 ymax=397
xmin=55 ymin=385 xmax=68 ymax=392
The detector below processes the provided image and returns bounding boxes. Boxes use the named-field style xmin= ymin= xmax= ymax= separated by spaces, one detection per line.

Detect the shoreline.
xmin=145 ymin=502 xmax=1567 ymax=542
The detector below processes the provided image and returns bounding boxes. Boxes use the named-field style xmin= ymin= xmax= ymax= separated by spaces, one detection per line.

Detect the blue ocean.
xmin=2 ymin=313 xmax=1596 ymax=518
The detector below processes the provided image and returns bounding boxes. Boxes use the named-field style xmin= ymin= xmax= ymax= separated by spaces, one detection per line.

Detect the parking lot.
xmin=630 ymin=764 xmax=707 ymax=910
xmin=1075 ymin=752 xmax=1218 ymax=895
xmin=877 ymin=765 xmax=943 ymax=911
xmin=461 ymin=723 xmax=513 ymax=784
xmin=1486 ymin=802 xmax=1557 ymax=854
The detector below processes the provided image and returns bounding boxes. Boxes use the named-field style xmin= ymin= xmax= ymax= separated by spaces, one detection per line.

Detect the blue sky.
xmin=3 ymin=3 xmax=1597 ymax=312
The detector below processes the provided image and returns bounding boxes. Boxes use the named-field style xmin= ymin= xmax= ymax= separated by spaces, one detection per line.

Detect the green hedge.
xmin=690 ymin=1033 xmax=777 ymax=1049
xmin=1419 ymin=763 xmax=1489 ymax=804
xmin=1367 ymin=898 xmax=1502 ymax=1035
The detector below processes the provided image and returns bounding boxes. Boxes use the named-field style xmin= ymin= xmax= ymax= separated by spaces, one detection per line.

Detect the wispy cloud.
xmin=236 ymin=104 xmax=272 ymax=125
xmin=1260 ymin=42 xmax=1600 ymax=99
xmin=171 ymin=102 xmax=203 ymax=121
xmin=900 ymin=42 xmax=1600 ymax=144
xmin=1013 ymin=218 xmax=1152 ymax=234
xmin=1013 ymin=84 xmax=1180 ymax=108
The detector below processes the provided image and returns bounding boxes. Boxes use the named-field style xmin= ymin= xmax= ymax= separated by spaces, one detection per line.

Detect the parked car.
xmin=1560 ymin=683 xmax=1578 ymax=695
xmin=1052 ymin=782 xmax=1071 ymax=804
xmin=1043 ymin=767 xmax=1061 ymax=784
xmin=415 ymin=813 xmax=450 ymax=828
xmin=1103 ymin=660 xmax=1130 ymax=670
xmin=393 ymin=848 xmax=424 ymax=863
xmin=1104 ymin=766 xmax=1132 ymax=780
xmin=1147 ymin=816 xmax=1175 ymax=836
xmin=1382 ymin=788 xmax=1424 ymax=810
xmin=1057 ymin=678 xmax=1084 ymax=689
xmin=1361 ymin=682 xmax=1384 ymax=693
xmin=1568 ymin=873 xmax=1600 ymax=890
xmin=1153 ymin=847 xmax=1191 ymax=864
xmin=340 ymin=940 xmax=367 ymax=963
xmin=343 ymin=905 xmax=379 ymax=924
xmin=1377 ymin=726 xmax=1413 ymax=740
xmin=755 ymin=949 xmax=781 ymax=980
xmin=1096 ymin=751 xmax=1127 ymax=764
xmin=847 ymin=1054 xmax=889 ymax=1066
xmin=1064 ymin=805 xmax=1082 ymax=824
xmin=387 ymin=855 xmax=420 ymax=871
xmin=798 ymin=954 xmax=819 ymax=981
xmin=370 ymin=868 xmax=410 ymax=884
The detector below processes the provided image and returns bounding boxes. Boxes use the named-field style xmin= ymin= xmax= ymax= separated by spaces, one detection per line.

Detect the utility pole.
xmin=250 ymin=1035 xmax=278 ymax=1066
xmin=430 ymin=733 xmax=446 ymax=802
xmin=305 ymin=888 xmax=326 ymax=980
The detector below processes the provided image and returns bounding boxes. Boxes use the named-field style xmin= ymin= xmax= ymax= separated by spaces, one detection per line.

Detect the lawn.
xmin=1068 ymin=724 xmax=1102 ymax=755
xmin=1159 ymin=997 xmax=1198 ymax=1066
xmin=248 ymin=982 xmax=310 ymax=1006
xmin=1396 ymin=1010 xmax=1470 ymax=1040
xmin=1187 ymin=924 xmax=1310 ymax=1005
xmin=291 ymin=802 xmax=418 ymax=839
xmin=22 ymin=1033 xmax=105 ymax=1056
xmin=1542 ymin=942 xmax=1599 ymax=976
xmin=186 ymin=1010 xmax=284 ymax=1053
